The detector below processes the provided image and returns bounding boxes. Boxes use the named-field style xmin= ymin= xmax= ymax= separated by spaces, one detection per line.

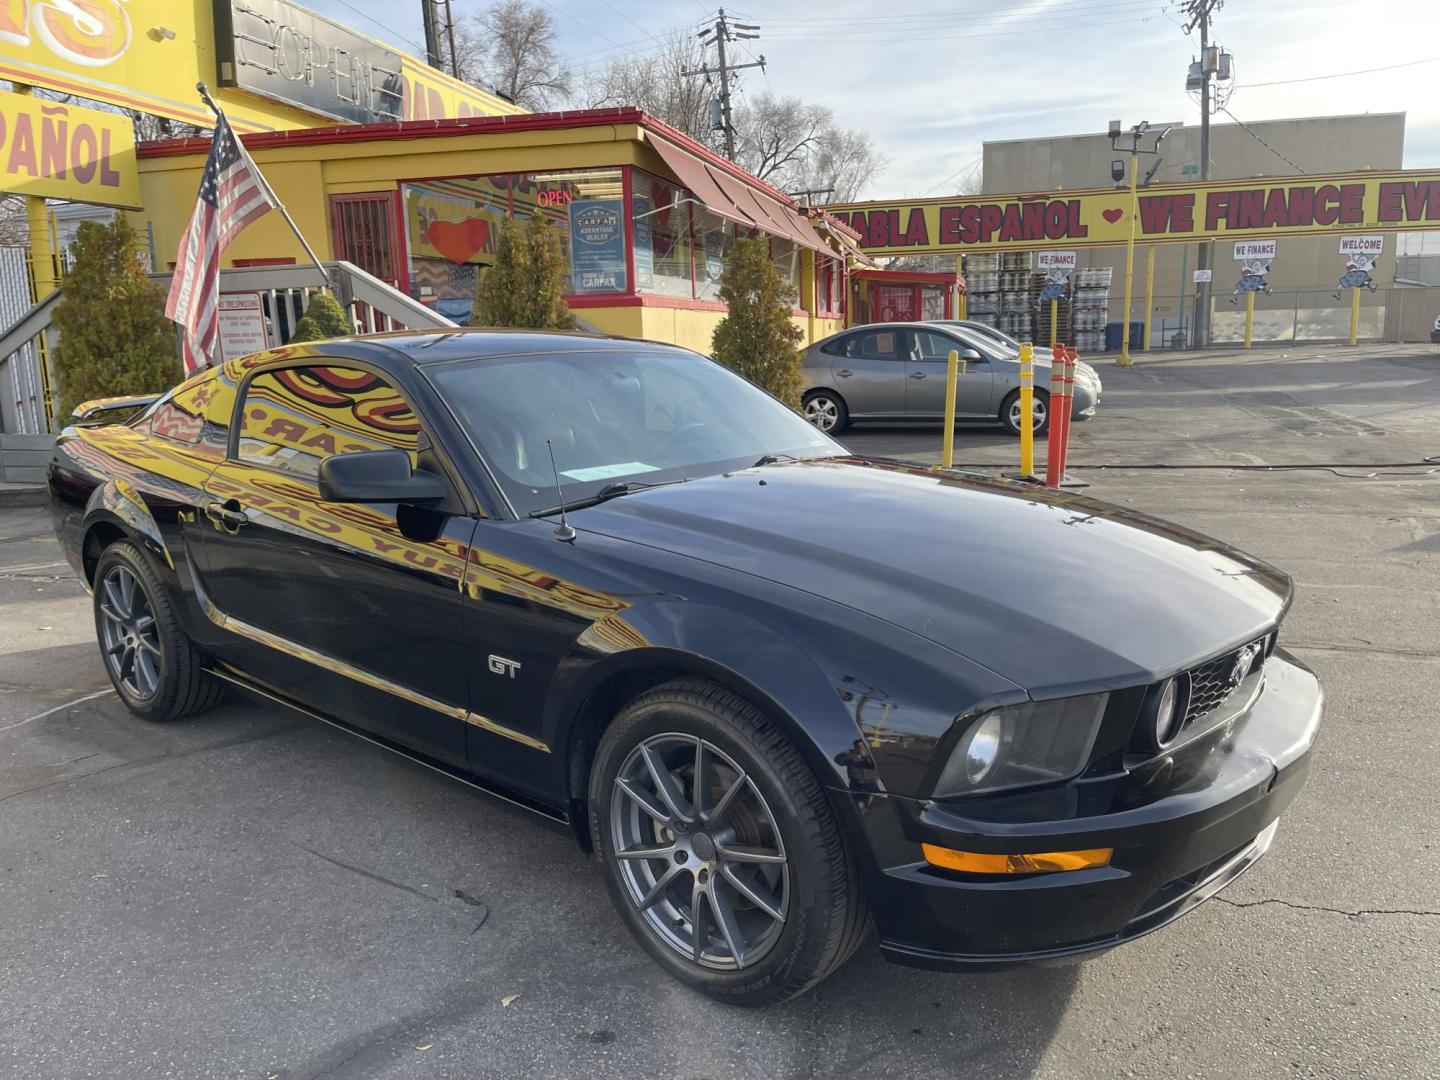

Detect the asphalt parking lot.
xmin=2 ymin=342 xmax=1437 ymax=1079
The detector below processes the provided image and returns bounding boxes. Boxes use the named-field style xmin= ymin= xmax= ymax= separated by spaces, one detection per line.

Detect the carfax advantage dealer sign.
xmin=824 ymin=169 xmax=1440 ymax=255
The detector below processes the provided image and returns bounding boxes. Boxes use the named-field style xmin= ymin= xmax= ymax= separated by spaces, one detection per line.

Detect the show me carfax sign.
xmin=824 ymin=170 xmax=1440 ymax=255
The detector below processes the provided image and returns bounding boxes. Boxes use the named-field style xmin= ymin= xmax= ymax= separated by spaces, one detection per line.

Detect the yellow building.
xmin=134 ymin=108 xmax=858 ymax=354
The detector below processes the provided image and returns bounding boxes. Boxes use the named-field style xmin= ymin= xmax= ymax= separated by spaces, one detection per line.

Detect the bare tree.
xmin=581 ymin=32 xmax=712 ymax=143
xmin=0 ymin=196 xmax=28 ymax=246
xmin=733 ymin=93 xmax=884 ymax=203
xmin=455 ymin=0 xmax=572 ymax=110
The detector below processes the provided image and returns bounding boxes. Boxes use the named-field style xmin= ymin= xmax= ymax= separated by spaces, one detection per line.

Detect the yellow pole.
xmin=13 ymin=85 xmax=58 ymax=302
xmin=1142 ymin=244 xmax=1156 ymax=352
xmin=1049 ymin=299 xmax=1058 ymax=346
xmin=1019 ymin=341 xmax=1035 ymax=478
xmin=942 ymin=349 xmax=959 ymax=468
xmin=1117 ymin=147 xmax=1139 ymax=366
xmin=1244 ymin=289 xmax=1255 ymax=349
xmin=1348 ymin=286 xmax=1360 ymax=346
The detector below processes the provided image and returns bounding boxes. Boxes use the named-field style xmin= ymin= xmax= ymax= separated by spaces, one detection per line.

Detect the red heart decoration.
xmin=428 ymin=217 xmax=489 ymax=263
xmin=1102 ymin=208 xmax=1124 ymax=224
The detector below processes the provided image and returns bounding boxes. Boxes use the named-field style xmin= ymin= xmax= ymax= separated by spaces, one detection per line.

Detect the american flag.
xmin=165 ymin=113 xmax=279 ymax=374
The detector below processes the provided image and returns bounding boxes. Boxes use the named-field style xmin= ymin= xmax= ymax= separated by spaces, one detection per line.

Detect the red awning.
xmin=647 ymin=133 xmax=830 ymax=254
xmin=646 ymin=136 xmax=754 ymax=228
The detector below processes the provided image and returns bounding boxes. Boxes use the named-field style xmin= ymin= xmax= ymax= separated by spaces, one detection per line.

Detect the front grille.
xmin=1181 ymin=633 xmax=1273 ymax=727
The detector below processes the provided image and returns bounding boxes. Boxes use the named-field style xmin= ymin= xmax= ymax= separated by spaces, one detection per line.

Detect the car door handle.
xmin=204 ymin=500 xmax=248 ymax=532
xmin=909 ymin=371 xmax=927 ymax=379
xmin=835 ymin=369 xmax=852 ymax=378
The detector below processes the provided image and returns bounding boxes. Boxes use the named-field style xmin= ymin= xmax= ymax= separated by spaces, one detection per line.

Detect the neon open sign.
xmin=537 ymin=190 xmax=574 ymax=206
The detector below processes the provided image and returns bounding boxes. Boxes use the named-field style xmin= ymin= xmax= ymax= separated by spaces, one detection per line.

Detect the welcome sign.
xmin=824 ymin=169 xmax=1440 ymax=255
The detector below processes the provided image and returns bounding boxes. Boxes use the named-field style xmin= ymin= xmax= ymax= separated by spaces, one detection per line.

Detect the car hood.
xmin=572 ymin=459 xmax=1290 ymax=692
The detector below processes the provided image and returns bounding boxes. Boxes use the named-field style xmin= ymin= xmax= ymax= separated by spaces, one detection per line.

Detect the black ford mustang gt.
xmin=49 ymin=329 xmax=1322 ymax=1006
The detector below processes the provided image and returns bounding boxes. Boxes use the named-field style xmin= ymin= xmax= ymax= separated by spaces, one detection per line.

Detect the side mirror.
xmin=318 ymin=449 xmax=446 ymax=504
xmin=959 ymin=348 xmax=983 ymax=361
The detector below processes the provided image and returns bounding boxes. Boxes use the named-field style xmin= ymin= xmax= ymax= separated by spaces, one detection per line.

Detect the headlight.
xmin=933 ymin=693 xmax=1109 ymax=798
xmin=1140 ymin=676 xmax=1187 ymax=752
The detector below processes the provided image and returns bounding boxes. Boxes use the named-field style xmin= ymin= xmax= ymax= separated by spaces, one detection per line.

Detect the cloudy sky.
xmin=309 ymin=0 xmax=1438 ymax=198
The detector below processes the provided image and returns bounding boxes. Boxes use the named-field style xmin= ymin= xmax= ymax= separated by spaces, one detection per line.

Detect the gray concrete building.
xmin=980 ymin=113 xmax=1435 ymax=345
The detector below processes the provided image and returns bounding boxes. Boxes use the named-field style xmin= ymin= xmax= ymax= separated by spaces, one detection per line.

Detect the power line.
xmin=754 ymin=0 xmax=1162 ymax=25
xmin=920 ymin=155 xmax=982 ymax=197
xmin=760 ymin=12 xmax=1166 ymax=44
xmin=1216 ymin=105 xmax=1307 ymax=173
xmin=532 ymin=0 xmax=627 ymax=49
xmin=1238 ymin=55 xmax=1440 ymax=88
xmin=330 ymin=0 xmax=429 ymax=55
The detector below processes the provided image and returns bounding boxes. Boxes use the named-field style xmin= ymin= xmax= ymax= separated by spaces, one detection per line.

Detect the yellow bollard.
xmin=942 ymin=348 xmax=959 ymax=468
xmin=1244 ymin=289 xmax=1255 ymax=349
xmin=1049 ymin=299 xmax=1058 ymax=347
xmin=1019 ymin=341 xmax=1035 ymax=478
xmin=1142 ymin=244 xmax=1155 ymax=352
xmin=1348 ymin=286 xmax=1360 ymax=346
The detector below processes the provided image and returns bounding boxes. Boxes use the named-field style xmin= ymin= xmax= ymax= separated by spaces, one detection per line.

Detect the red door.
xmin=329 ymin=192 xmax=406 ymax=331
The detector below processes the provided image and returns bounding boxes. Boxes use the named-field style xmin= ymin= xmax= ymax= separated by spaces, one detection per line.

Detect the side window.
xmin=819 ymin=336 xmax=850 ymax=357
xmin=910 ymin=331 xmax=963 ymax=361
xmin=236 ymin=365 xmax=421 ymax=481
xmin=852 ymin=331 xmax=899 ymax=360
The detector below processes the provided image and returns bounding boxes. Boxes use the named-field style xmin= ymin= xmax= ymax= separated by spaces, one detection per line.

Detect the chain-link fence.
xmin=0 ymin=246 xmax=47 ymax=435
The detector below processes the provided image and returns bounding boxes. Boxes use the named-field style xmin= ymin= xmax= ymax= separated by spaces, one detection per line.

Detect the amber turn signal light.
xmin=921 ymin=843 xmax=1113 ymax=874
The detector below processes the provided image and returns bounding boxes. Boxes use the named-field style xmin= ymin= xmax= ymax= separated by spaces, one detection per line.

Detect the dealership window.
xmin=631 ymin=170 xmax=693 ymax=299
xmin=693 ymin=209 xmax=735 ymax=302
xmin=816 ymin=255 xmax=842 ymax=314
xmin=402 ymin=168 xmax=627 ymax=321
xmin=769 ymin=238 xmax=798 ymax=297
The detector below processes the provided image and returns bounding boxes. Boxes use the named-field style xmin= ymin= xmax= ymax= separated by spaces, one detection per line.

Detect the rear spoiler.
xmin=71 ymin=394 xmax=161 ymax=422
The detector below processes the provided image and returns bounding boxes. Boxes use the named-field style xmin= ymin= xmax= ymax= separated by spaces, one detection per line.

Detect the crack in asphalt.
xmin=291 ymin=842 xmax=440 ymax=904
xmin=1217 ymin=896 xmax=1440 ymax=919
xmin=1285 ymin=640 xmax=1439 ymax=661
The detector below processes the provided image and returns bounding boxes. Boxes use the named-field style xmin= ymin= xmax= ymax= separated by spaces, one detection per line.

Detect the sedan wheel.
xmin=91 ymin=539 xmax=224 ymax=722
xmin=802 ymin=391 xmax=847 ymax=434
xmin=590 ymin=679 xmax=870 ymax=1005
xmin=1001 ymin=389 xmax=1049 ymax=436
xmin=98 ymin=564 xmax=162 ymax=700
xmin=610 ymin=734 xmax=788 ymax=971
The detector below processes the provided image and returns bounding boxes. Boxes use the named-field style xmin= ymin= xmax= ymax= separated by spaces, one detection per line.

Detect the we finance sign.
xmin=825 ymin=170 xmax=1440 ymax=255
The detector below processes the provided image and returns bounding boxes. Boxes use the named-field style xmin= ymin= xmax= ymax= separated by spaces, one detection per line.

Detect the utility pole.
xmin=442 ymin=0 xmax=459 ymax=80
xmin=420 ymin=0 xmax=443 ymax=71
xmin=684 ymin=10 xmax=764 ymax=160
xmin=1182 ymin=0 xmax=1222 ymax=349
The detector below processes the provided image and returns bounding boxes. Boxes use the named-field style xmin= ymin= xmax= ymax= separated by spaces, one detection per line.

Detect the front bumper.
xmin=842 ymin=651 xmax=1322 ymax=971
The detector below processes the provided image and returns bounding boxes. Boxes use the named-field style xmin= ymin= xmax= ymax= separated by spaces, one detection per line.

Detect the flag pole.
xmin=195 ymin=83 xmax=330 ymax=288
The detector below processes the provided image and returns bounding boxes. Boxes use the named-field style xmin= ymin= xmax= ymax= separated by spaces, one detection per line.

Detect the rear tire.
xmin=589 ymin=679 xmax=869 ymax=1006
xmin=93 ymin=540 xmax=223 ymax=722
xmin=1000 ymin=388 xmax=1049 ymax=437
xmin=802 ymin=390 xmax=848 ymax=435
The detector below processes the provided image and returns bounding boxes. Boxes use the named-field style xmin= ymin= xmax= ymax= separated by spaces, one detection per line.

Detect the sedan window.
xmin=235 ymin=365 xmax=421 ymax=481
xmin=847 ymin=331 xmax=899 ymax=360
xmin=427 ymin=349 xmax=843 ymax=516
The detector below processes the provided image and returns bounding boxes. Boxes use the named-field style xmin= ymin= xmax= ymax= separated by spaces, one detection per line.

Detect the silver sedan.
xmin=799 ymin=322 xmax=1101 ymax=436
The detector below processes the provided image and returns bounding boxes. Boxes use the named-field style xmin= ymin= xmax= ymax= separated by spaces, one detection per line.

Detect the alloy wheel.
xmin=804 ymin=396 xmax=838 ymax=432
xmin=609 ymin=733 xmax=789 ymax=970
xmin=1010 ymin=395 xmax=1048 ymax=432
xmin=98 ymin=565 xmax=162 ymax=700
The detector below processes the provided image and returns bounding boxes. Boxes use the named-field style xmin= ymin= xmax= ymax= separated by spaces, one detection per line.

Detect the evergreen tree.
xmin=52 ymin=218 xmax=180 ymax=418
xmin=710 ymin=236 xmax=804 ymax=408
xmin=288 ymin=290 xmax=353 ymax=342
xmin=472 ymin=213 xmax=576 ymax=329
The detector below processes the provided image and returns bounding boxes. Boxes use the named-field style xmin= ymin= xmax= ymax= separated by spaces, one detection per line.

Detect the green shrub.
xmin=710 ymin=236 xmax=804 ymax=408
xmin=52 ymin=217 xmax=180 ymax=418
xmin=472 ymin=213 xmax=577 ymax=329
xmin=288 ymin=290 xmax=353 ymax=342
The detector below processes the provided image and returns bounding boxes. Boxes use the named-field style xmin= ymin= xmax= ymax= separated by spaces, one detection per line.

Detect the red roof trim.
xmin=135 ymin=105 xmax=809 ymax=213
xmin=853 ymin=270 xmax=961 ymax=283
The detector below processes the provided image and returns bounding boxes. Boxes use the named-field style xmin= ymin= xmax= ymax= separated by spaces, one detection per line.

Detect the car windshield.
xmin=426 ymin=348 xmax=844 ymax=516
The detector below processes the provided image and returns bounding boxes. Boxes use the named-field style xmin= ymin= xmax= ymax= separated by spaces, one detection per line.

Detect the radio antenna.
xmin=545 ymin=439 xmax=576 ymax=542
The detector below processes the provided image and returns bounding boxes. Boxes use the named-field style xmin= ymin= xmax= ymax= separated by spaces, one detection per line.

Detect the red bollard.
xmin=1054 ymin=346 xmax=1076 ymax=483
xmin=1045 ymin=344 xmax=1066 ymax=487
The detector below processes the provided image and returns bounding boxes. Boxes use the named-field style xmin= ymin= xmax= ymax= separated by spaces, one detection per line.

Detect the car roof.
xmin=305 ymin=327 xmax=699 ymax=368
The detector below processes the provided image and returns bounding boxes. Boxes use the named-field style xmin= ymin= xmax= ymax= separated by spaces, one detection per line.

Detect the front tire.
xmin=93 ymin=540 xmax=223 ymax=722
xmin=802 ymin=390 xmax=848 ymax=435
xmin=1000 ymin=388 xmax=1049 ymax=437
xmin=589 ymin=680 xmax=869 ymax=1006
